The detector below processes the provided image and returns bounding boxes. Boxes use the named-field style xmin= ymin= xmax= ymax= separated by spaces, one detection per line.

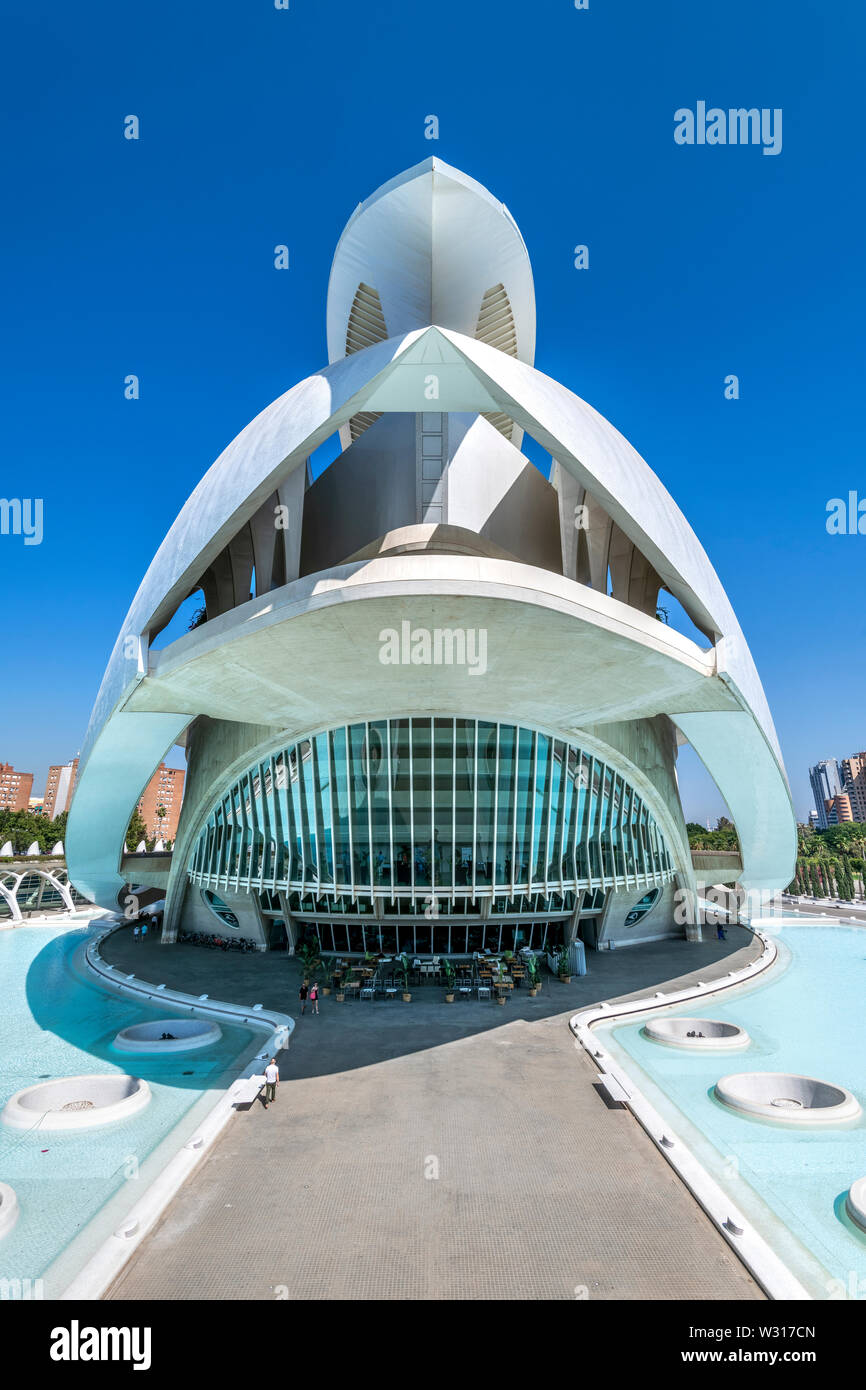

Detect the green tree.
xmin=125 ymin=807 xmax=147 ymax=853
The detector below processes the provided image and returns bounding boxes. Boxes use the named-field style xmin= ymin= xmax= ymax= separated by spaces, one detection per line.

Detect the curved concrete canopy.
xmin=69 ymin=328 xmax=795 ymax=907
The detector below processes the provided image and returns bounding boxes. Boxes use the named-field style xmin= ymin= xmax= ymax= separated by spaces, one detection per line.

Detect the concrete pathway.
xmin=104 ymin=928 xmax=763 ymax=1300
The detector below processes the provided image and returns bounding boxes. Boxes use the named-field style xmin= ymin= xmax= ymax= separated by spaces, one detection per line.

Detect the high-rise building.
xmin=0 ymin=763 xmax=34 ymax=812
xmin=137 ymin=763 xmax=185 ymax=842
xmin=840 ymin=753 xmax=866 ymax=822
xmin=826 ymin=793 xmax=854 ymax=825
xmin=42 ymin=757 xmax=79 ymax=819
xmin=809 ymin=759 xmax=842 ymax=829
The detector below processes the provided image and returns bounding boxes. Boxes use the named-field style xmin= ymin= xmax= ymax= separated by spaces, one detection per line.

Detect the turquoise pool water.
xmin=599 ymin=920 xmax=866 ymax=1299
xmin=0 ymin=922 xmax=257 ymax=1292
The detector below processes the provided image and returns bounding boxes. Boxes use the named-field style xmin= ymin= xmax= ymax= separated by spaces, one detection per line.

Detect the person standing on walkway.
xmin=298 ymin=981 xmax=308 ymax=1015
xmin=308 ymin=981 xmax=319 ymax=1015
xmin=133 ymin=924 xmax=140 ymax=944
xmin=263 ymin=1058 xmax=279 ymax=1108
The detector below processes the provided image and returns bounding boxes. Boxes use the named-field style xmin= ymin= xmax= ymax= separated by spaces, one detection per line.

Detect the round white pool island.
xmin=715 ymin=1072 xmax=861 ymax=1126
xmin=113 ymin=1019 xmax=222 ymax=1053
xmin=0 ymin=1182 xmax=19 ymax=1238
xmin=1 ymin=1075 xmax=151 ymax=1131
xmin=846 ymin=1177 xmax=866 ymax=1231
xmin=644 ymin=1017 xmax=750 ymax=1050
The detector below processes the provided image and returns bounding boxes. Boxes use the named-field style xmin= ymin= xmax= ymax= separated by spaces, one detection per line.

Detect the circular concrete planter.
xmin=113 ymin=1019 xmax=222 ymax=1053
xmin=0 ymin=1182 xmax=19 ymax=1239
xmin=644 ymin=1017 xmax=750 ymax=1051
xmin=1 ymin=1074 xmax=152 ymax=1131
xmin=715 ymin=1072 xmax=861 ymax=1125
xmin=846 ymin=1177 xmax=866 ymax=1231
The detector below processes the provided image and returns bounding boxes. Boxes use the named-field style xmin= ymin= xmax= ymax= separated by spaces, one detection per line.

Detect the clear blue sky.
xmin=1 ymin=0 xmax=862 ymax=823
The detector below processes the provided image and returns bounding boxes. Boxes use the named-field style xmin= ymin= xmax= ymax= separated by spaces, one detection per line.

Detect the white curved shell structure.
xmin=67 ymin=159 xmax=795 ymax=957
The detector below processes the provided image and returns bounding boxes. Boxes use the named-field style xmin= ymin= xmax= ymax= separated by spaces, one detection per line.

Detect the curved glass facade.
xmin=188 ymin=718 xmax=676 ymax=904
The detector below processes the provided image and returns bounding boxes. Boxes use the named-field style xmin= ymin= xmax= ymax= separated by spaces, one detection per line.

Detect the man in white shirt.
xmin=263 ymin=1058 xmax=279 ymax=1108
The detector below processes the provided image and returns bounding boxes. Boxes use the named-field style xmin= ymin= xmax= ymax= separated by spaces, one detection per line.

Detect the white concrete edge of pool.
xmin=569 ymin=924 xmax=813 ymax=1302
xmin=55 ymin=918 xmax=294 ymax=1301
xmin=0 ymin=1180 xmax=20 ymax=1238
xmin=0 ymin=908 xmax=110 ymax=933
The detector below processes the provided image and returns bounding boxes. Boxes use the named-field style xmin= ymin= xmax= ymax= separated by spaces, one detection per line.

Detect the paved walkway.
xmin=104 ymin=928 xmax=763 ymax=1300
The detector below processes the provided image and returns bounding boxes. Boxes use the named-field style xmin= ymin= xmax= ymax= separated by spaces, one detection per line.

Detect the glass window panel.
xmin=329 ymin=730 xmax=351 ymax=887
xmin=514 ymin=727 xmax=534 ymax=887
xmin=495 ymin=724 xmax=516 ymax=886
xmin=433 ymin=718 xmax=454 ymax=890
xmin=411 ymin=719 xmax=432 ymax=887
xmin=368 ymin=719 xmax=391 ymax=887
xmin=391 ymin=719 xmax=412 ymax=887
xmin=348 ymin=723 xmax=370 ymax=885
xmin=475 ymin=721 xmax=496 ymax=885
xmin=533 ymin=734 xmax=552 ymax=881
xmin=313 ymin=734 xmax=333 ymax=883
xmin=454 ymin=719 xmax=475 ymax=887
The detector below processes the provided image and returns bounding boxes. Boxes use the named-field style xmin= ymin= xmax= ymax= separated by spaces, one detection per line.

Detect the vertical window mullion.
xmin=543 ymin=739 xmax=556 ymax=898
xmin=451 ymin=717 xmax=456 ymax=902
xmin=528 ymin=731 xmax=538 ymax=893
xmin=209 ymin=806 xmax=220 ymax=881
xmin=256 ymin=766 xmax=267 ymax=891
xmin=581 ymin=756 xmax=593 ymax=887
xmin=387 ymin=719 xmax=395 ymax=901
xmin=296 ymin=746 xmax=310 ymax=896
xmin=556 ymin=743 xmax=569 ymax=894
xmin=471 ymin=720 xmax=478 ymax=902
xmin=235 ymin=781 xmax=247 ymax=891
xmin=325 ymin=733 xmax=339 ymax=889
xmin=510 ymin=727 xmax=519 ymax=902
xmin=345 ymin=727 xmax=354 ymax=903
xmin=266 ymin=757 xmax=278 ymax=890
xmin=408 ymin=719 xmax=415 ymax=900
xmin=430 ymin=716 xmax=436 ymax=909
xmin=492 ymin=722 xmax=500 ymax=895
xmin=283 ymin=749 xmax=297 ymax=888
xmin=225 ymin=794 xmax=235 ymax=890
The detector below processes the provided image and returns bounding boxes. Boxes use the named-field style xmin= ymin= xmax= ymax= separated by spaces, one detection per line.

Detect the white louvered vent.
xmin=346 ymin=283 xmax=388 ymax=441
xmin=346 ymin=283 xmax=388 ymax=355
xmin=476 ymin=284 xmax=517 ymax=440
xmin=475 ymin=283 xmax=518 ymax=356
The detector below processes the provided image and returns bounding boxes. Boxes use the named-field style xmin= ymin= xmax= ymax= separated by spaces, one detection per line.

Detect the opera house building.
xmin=67 ymin=159 xmax=796 ymax=960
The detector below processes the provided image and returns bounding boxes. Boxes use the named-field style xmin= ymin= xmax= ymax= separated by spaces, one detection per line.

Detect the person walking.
xmin=263 ymin=1057 xmax=279 ymax=1108
xmin=308 ymin=980 xmax=319 ymax=1015
xmin=298 ymin=980 xmax=308 ymax=1015
xmin=133 ymin=924 xmax=140 ymax=945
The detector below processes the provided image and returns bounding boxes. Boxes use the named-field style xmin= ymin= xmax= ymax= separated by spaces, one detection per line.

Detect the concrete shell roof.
xmin=326 ymin=159 xmax=536 ymax=366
